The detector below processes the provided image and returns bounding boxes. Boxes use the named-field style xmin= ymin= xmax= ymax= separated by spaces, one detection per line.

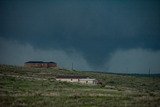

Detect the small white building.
xmin=56 ymin=75 xmax=97 ymax=85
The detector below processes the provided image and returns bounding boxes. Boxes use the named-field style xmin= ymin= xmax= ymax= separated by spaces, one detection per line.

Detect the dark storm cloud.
xmin=0 ymin=0 xmax=160 ymax=72
xmin=0 ymin=37 xmax=92 ymax=70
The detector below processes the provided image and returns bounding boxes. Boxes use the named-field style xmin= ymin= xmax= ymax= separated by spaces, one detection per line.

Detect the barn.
xmin=24 ymin=61 xmax=57 ymax=68
xmin=56 ymin=75 xmax=97 ymax=85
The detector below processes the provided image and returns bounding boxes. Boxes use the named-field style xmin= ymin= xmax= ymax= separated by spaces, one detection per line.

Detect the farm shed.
xmin=56 ymin=75 xmax=97 ymax=85
xmin=24 ymin=61 xmax=57 ymax=68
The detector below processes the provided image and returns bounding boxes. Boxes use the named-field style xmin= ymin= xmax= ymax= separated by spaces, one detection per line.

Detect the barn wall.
xmin=48 ymin=63 xmax=57 ymax=67
xmin=56 ymin=78 xmax=96 ymax=85
xmin=56 ymin=78 xmax=79 ymax=82
xmin=79 ymin=79 xmax=96 ymax=85
xmin=24 ymin=62 xmax=57 ymax=68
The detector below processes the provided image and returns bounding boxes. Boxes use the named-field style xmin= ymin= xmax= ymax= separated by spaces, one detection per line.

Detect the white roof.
xmin=79 ymin=78 xmax=96 ymax=81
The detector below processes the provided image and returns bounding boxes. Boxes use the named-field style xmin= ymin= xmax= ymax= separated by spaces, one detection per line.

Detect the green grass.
xmin=0 ymin=64 xmax=160 ymax=107
xmin=1 ymin=94 xmax=160 ymax=107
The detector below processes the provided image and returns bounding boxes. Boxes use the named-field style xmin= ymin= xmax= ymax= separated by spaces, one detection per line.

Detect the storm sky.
xmin=0 ymin=0 xmax=160 ymax=73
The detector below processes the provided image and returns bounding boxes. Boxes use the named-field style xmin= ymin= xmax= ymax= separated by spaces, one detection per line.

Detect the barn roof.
xmin=25 ymin=61 xmax=56 ymax=64
xmin=25 ymin=61 xmax=43 ymax=63
xmin=48 ymin=62 xmax=56 ymax=64
xmin=56 ymin=75 xmax=88 ymax=79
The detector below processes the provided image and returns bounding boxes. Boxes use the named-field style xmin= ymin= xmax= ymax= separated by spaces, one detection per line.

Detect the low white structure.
xmin=56 ymin=76 xmax=97 ymax=85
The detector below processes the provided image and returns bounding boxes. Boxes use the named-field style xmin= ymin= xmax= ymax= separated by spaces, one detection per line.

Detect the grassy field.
xmin=0 ymin=65 xmax=160 ymax=107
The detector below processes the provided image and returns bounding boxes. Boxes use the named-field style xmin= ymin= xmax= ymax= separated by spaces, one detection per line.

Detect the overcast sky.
xmin=0 ymin=0 xmax=160 ymax=73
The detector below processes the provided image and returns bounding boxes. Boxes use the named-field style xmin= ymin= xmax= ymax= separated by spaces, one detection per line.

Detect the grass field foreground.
xmin=0 ymin=65 xmax=160 ymax=107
